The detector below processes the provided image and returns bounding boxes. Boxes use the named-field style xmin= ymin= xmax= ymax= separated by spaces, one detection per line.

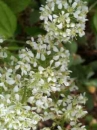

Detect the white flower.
xmin=0 ymin=38 xmax=4 ymax=43
xmin=0 ymin=0 xmax=88 ymax=129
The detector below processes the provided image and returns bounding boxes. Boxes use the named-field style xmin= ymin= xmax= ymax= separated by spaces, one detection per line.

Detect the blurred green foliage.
xmin=0 ymin=0 xmax=97 ymax=129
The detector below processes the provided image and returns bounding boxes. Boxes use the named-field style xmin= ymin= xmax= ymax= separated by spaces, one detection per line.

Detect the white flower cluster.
xmin=40 ymin=0 xmax=88 ymax=42
xmin=0 ymin=94 xmax=41 ymax=130
xmin=0 ymin=0 xmax=88 ymax=129
xmin=0 ymin=38 xmax=87 ymax=129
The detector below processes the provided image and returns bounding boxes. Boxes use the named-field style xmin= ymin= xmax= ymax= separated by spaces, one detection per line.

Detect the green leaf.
xmin=89 ymin=61 xmax=97 ymax=71
xmin=3 ymin=0 xmax=31 ymax=13
xmin=40 ymin=0 xmax=46 ymax=5
xmin=30 ymin=0 xmax=39 ymax=9
xmin=86 ymin=93 xmax=94 ymax=110
xmin=93 ymin=12 xmax=97 ymax=32
xmin=30 ymin=10 xmax=40 ymax=24
xmin=70 ymin=65 xmax=93 ymax=81
xmin=85 ymin=79 xmax=97 ymax=87
xmin=25 ymin=26 xmax=46 ymax=36
xmin=0 ymin=1 xmax=17 ymax=38
xmin=65 ymin=41 xmax=78 ymax=54
xmin=69 ymin=54 xmax=84 ymax=66
xmin=91 ymin=124 xmax=97 ymax=130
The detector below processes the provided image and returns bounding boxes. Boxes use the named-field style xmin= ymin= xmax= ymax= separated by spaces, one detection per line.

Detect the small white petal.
xmin=55 ymin=61 xmax=61 ymax=67
xmin=0 ymin=82 xmax=4 ymax=86
xmin=58 ymin=3 xmax=62 ymax=9
xmin=13 ymin=85 xmax=19 ymax=92
xmin=61 ymin=11 xmax=65 ymax=15
xmin=60 ymin=65 xmax=65 ymax=72
xmin=6 ymin=79 xmax=15 ymax=85
xmin=50 ymin=60 xmax=54 ymax=65
xmin=71 ymin=23 xmax=75 ymax=27
xmin=15 ymin=94 xmax=20 ymax=101
xmin=66 ymin=18 xmax=70 ymax=23
xmin=32 ymin=120 xmax=38 ymax=125
xmin=36 ymin=52 xmax=40 ymax=59
xmin=40 ymin=16 xmax=44 ymax=20
xmin=63 ymin=33 xmax=66 ymax=37
xmin=28 ymin=51 xmax=34 ymax=57
xmin=53 ymin=46 xmax=59 ymax=52
xmin=57 ymin=23 xmax=63 ymax=29
xmin=31 ymin=37 xmax=34 ymax=41
xmin=64 ymin=3 xmax=68 ymax=9
xmin=51 ymin=87 xmax=56 ymax=91
xmin=38 ymin=66 xmax=44 ymax=72
xmin=15 ymin=65 xmax=20 ymax=70
xmin=28 ymin=96 xmax=34 ymax=104
xmin=39 ymin=79 xmax=44 ymax=84
xmin=36 ymin=100 xmax=43 ymax=106
xmin=47 ymin=51 xmax=51 ymax=55
xmin=48 ymin=15 xmax=52 ymax=21
xmin=53 ymin=55 xmax=59 ymax=60
xmin=23 ymin=106 xmax=31 ymax=110
xmin=48 ymin=77 xmax=52 ymax=82
xmin=53 ymin=14 xmax=58 ymax=18
xmin=0 ymin=38 xmax=3 ymax=43
xmin=70 ymin=122 xmax=76 ymax=126
xmin=33 ymin=62 xmax=37 ymax=67
xmin=57 ymin=126 xmax=62 ymax=130
xmin=41 ymin=54 xmax=46 ymax=61
xmin=72 ymin=2 xmax=77 ymax=8
xmin=16 ymin=110 xmax=21 ymax=115
xmin=69 ymin=0 xmax=72 ymax=3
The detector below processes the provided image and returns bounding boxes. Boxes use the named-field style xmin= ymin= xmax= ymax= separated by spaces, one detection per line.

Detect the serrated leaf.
xmin=3 ymin=0 xmax=31 ymax=13
xmin=0 ymin=1 xmax=17 ymax=38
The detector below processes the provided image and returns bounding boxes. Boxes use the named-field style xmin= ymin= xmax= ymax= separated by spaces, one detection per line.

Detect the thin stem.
xmin=21 ymin=86 xmax=27 ymax=104
xmin=6 ymin=39 xmax=26 ymax=44
xmin=89 ymin=1 xmax=97 ymax=11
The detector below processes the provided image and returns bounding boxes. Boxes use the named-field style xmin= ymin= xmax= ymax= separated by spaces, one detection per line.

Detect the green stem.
xmin=21 ymin=86 xmax=27 ymax=104
xmin=6 ymin=39 xmax=26 ymax=44
xmin=89 ymin=1 xmax=97 ymax=11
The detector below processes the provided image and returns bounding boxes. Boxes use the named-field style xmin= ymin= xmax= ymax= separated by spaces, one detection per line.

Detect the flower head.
xmin=40 ymin=0 xmax=88 ymax=42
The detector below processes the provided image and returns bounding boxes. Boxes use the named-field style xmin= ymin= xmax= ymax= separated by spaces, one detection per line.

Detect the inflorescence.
xmin=0 ymin=0 xmax=88 ymax=130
